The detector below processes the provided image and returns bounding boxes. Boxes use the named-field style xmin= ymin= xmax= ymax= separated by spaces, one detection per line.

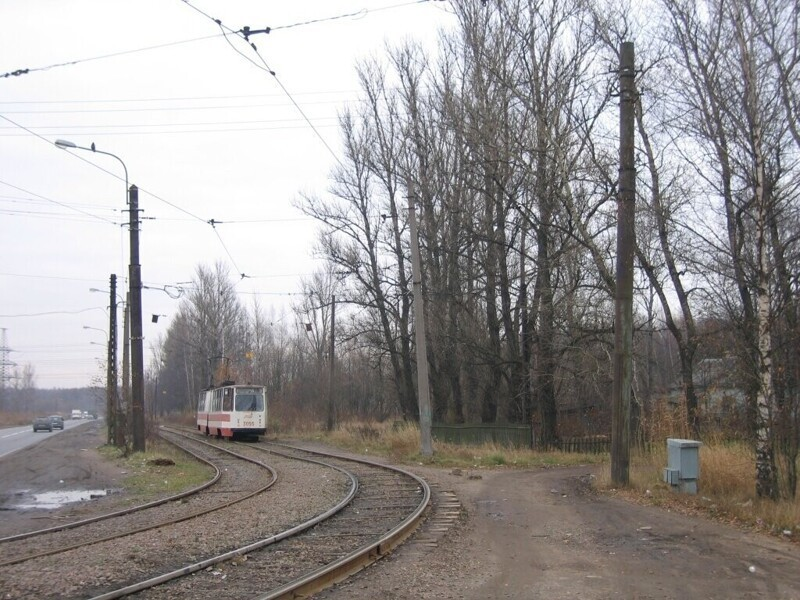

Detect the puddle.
xmin=13 ymin=489 xmax=117 ymax=510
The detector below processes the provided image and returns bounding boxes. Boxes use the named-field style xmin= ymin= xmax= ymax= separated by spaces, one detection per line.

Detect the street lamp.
xmin=83 ymin=325 xmax=107 ymax=339
xmin=85 ymin=325 xmax=111 ymax=428
xmin=59 ymin=139 xmax=145 ymax=452
xmin=55 ymin=139 xmax=128 ymax=203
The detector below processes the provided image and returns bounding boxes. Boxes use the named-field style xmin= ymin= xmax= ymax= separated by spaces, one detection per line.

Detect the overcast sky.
xmin=0 ymin=0 xmax=455 ymax=389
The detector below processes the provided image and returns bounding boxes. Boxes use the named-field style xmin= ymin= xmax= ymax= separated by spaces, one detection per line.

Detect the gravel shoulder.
xmin=2 ymin=428 xmax=799 ymax=599
xmin=0 ymin=420 xmax=134 ymax=537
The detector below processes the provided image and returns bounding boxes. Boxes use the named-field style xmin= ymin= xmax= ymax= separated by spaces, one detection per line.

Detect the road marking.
xmin=1 ymin=430 xmax=26 ymax=439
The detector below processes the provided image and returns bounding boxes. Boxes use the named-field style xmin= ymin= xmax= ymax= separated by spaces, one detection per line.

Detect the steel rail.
xmin=0 ymin=429 xmax=277 ymax=568
xmin=87 ymin=428 xmax=359 ymax=600
xmin=252 ymin=441 xmax=431 ymax=599
xmin=0 ymin=434 xmax=222 ymax=545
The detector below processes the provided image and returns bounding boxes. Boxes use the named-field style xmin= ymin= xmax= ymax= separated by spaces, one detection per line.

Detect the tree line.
xmin=150 ymin=0 xmax=799 ymax=499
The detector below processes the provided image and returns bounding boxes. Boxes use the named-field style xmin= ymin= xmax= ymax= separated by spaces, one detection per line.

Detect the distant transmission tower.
xmin=0 ymin=328 xmax=16 ymax=410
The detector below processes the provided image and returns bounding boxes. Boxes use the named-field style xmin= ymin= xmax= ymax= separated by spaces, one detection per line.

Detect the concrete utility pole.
xmin=408 ymin=186 xmax=433 ymax=457
xmin=119 ymin=293 xmax=130 ymax=449
xmin=129 ymin=185 xmax=146 ymax=453
xmin=107 ymin=274 xmax=118 ymax=445
xmin=612 ymin=41 xmax=636 ymax=486
xmin=327 ymin=294 xmax=336 ymax=432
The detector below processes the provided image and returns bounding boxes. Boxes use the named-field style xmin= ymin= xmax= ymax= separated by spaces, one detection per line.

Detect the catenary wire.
xmin=179 ymin=0 xmax=344 ymax=167
xmin=0 ymin=33 xmax=224 ymax=79
xmin=0 ymin=178 xmax=118 ymax=225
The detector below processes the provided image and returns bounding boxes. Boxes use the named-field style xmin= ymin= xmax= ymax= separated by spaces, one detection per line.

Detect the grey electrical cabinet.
xmin=663 ymin=438 xmax=702 ymax=494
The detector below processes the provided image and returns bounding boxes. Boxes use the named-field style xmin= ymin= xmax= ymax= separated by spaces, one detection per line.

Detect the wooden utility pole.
xmin=612 ymin=42 xmax=636 ymax=486
xmin=408 ymin=187 xmax=433 ymax=457
xmin=326 ymin=294 xmax=336 ymax=432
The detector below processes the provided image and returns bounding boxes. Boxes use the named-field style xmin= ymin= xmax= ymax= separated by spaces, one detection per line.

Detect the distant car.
xmin=49 ymin=415 xmax=64 ymax=430
xmin=33 ymin=416 xmax=53 ymax=432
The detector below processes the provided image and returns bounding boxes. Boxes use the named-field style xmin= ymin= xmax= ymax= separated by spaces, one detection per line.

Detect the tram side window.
xmin=235 ymin=393 xmax=263 ymax=412
xmin=213 ymin=390 xmax=222 ymax=412
xmin=223 ymin=388 xmax=233 ymax=411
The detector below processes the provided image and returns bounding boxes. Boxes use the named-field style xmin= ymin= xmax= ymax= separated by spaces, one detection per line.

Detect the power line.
xmin=0 ymin=33 xmax=224 ymax=79
xmin=0 ymin=193 xmax=117 ymax=212
xmin=0 ymin=307 xmax=106 ymax=318
xmin=1 ymin=111 xmax=216 ymax=227
xmin=0 ymin=271 xmax=112 ymax=283
xmin=0 ymin=117 xmax=340 ymax=130
xmin=0 ymin=90 xmax=358 ymax=105
xmin=0 ymin=178 xmax=119 ymax=225
xmin=0 ymin=99 xmax=349 ymax=114
xmin=0 ymin=121 xmax=340 ymax=138
xmin=0 ymin=209 xmax=120 ymax=224
xmin=180 ymin=0 xmax=343 ymax=167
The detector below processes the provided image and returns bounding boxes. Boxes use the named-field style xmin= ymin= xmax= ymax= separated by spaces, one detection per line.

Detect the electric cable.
xmin=0 ymin=33 xmax=224 ymax=79
xmin=179 ymin=0 xmax=344 ymax=166
xmin=0 ymin=178 xmax=118 ymax=225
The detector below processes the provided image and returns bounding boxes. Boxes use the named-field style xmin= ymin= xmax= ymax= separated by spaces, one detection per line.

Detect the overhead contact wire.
xmin=0 ymin=33 xmax=224 ymax=79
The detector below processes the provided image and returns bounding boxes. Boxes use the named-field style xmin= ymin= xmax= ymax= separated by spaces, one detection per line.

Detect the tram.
xmin=196 ymin=382 xmax=267 ymax=439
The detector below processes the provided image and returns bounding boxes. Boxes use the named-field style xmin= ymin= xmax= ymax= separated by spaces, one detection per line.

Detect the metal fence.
xmin=432 ymin=423 xmax=611 ymax=454
xmin=432 ymin=423 xmax=533 ymax=448
xmin=541 ymin=436 xmax=610 ymax=454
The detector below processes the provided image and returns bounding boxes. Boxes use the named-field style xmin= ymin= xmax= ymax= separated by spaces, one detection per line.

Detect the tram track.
xmin=0 ymin=430 xmax=223 ymax=547
xmin=0 ymin=428 xmax=430 ymax=600
xmin=119 ymin=433 xmax=431 ymax=600
xmin=0 ymin=430 xmax=277 ymax=569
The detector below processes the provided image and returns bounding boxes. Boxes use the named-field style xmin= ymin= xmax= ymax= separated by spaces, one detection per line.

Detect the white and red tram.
xmin=196 ymin=383 xmax=267 ymax=439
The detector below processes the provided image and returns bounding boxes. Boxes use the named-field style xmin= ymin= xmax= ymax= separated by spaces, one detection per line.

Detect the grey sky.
xmin=0 ymin=0 xmax=453 ymax=388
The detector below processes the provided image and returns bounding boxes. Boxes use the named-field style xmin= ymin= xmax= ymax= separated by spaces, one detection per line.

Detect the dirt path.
xmin=319 ymin=466 xmax=800 ymax=599
xmin=1 ymin=430 xmax=798 ymax=599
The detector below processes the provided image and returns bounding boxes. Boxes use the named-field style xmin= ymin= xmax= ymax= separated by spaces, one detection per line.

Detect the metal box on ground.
xmin=663 ymin=438 xmax=702 ymax=494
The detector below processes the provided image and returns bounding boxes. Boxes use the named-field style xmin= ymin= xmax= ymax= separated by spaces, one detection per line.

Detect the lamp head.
xmin=55 ymin=139 xmax=77 ymax=149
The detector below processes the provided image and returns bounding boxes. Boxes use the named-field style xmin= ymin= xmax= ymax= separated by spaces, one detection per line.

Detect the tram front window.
xmin=235 ymin=393 xmax=264 ymax=412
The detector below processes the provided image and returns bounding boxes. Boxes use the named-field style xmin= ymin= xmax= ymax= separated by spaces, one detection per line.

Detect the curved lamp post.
xmin=55 ymin=139 xmax=128 ymax=204
xmin=84 ymin=325 xmax=111 ymax=426
xmin=83 ymin=325 xmax=107 ymax=339
xmin=58 ymin=140 xmax=144 ymax=452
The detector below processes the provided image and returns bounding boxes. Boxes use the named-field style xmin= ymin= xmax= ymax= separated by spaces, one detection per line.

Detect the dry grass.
xmin=0 ymin=411 xmax=39 ymax=427
xmin=285 ymin=420 xmax=607 ymax=470
xmin=596 ymin=439 xmax=800 ymax=540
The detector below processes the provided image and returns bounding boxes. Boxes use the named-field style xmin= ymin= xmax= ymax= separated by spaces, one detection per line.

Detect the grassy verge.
xmin=282 ymin=420 xmax=607 ymax=469
xmin=97 ymin=440 xmax=214 ymax=501
xmin=595 ymin=440 xmax=799 ymax=541
xmin=0 ymin=411 xmax=39 ymax=427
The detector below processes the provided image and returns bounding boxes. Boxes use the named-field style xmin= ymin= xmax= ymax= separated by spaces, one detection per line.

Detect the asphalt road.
xmin=0 ymin=418 xmax=93 ymax=459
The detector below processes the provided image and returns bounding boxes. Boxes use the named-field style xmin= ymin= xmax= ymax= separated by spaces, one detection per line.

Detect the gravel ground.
xmin=0 ymin=424 xmax=350 ymax=599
